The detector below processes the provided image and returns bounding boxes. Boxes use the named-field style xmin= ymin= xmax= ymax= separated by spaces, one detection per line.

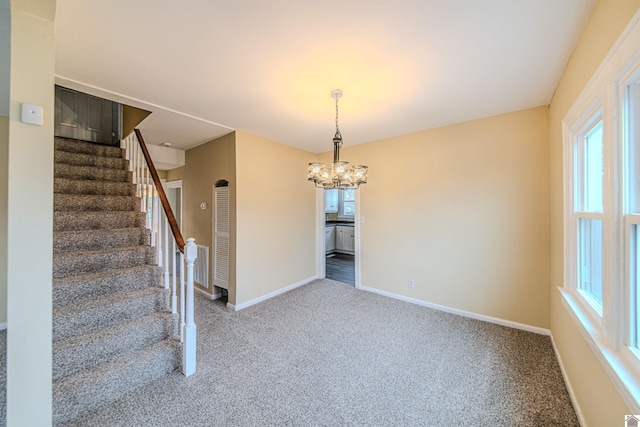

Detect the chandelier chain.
xmin=334 ymin=95 xmax=342 ymax=142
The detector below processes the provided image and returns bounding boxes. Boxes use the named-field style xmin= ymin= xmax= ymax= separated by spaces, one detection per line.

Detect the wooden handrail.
xmin=134 ymin=129 xmax=186 ymax=253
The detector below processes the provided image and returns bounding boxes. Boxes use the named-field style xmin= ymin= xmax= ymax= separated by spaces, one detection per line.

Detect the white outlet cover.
xmin=21 ymin=103 xmax=44 ymax=126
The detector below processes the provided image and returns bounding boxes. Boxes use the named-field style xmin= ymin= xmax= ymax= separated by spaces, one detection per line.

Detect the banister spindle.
xmin=171 ymin=236 xmax=177 ymax=315
xmin=164 ymin=213 xmax=170 ymax=289
xmin=180 ymin=251 xmax=185 ymax=342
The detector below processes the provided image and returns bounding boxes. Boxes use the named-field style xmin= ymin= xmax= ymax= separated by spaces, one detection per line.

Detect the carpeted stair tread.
xmin=55 ymin=150 xmax=128 ymax=170
xmin=54 ymin=211 xmax=146 ymax=231
xmin=53 ymin=245 xmax=156 ymax=279
xmin=55 ymin=162 xmax=132 ymax=183
xmin=54 ymin=194 xmax=140 ymax=212
xmin=54 ymin=228 xmax=151 ymax=253
xmin=55 ymin=137 xmax=125 ymax=158
xmin=53 ymin=286 xmax=169 ymax=342
xmin=52 ymin=339 xmax=180 ymax=426
xmin=53 ymin=312 xmax=178 ymax=381
xmin=53 ymin=265 xmax=162 ymax=309
xmin=54 ymin=177 xmax=136 ymax=196
xmin=52 ymin=136 xmax=182 ymax=425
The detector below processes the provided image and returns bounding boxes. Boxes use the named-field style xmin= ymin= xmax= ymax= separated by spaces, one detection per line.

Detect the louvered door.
xmin=213 ymin=186 xmax=229 ymax=289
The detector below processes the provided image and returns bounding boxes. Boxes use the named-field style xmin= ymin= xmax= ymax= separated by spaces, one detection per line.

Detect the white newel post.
xmin=183 ymin=237 xmax=198 ymax=376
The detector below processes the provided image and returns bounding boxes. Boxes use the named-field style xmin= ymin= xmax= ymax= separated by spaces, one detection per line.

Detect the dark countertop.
xmin=326 ymin=221 xmax=354 ymax=227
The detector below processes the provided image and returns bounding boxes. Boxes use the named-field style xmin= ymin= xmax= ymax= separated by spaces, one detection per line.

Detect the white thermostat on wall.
xmin=21 ymin=103 xmax=44 ymax=126
xmin=200 ymin=202 xmax=207 ymax=210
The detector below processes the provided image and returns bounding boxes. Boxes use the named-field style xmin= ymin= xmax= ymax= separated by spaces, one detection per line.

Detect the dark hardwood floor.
xmin=326 ymin=253 xmax=355 ymax=285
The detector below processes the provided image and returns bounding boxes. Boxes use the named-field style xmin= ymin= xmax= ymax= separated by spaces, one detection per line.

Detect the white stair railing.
xmin=121 ymin=130 xmax=197 ymax=377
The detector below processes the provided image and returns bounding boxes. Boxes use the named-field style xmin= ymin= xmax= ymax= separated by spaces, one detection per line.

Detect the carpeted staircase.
xmin=52 ymin=137 xmax=180 ymax=425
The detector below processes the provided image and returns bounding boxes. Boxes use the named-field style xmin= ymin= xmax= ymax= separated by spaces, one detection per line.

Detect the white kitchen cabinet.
xmin=325 ymin=189 xmax=338 ymax=213
xmin=335 ymin=225 xmax=355 ymax=254
xmin=325 ymin=226 xmax=336 ymax=253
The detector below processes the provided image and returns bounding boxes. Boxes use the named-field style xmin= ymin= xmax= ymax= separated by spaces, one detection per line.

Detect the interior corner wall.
xmin=234 ymin=130 xmax=317 ymax=306
xmin=181 ymin=132 xmax=236 ymax=300
xmin=6 ymin=2 xmax=56 ymax=426
xmin=549 ymin=0 xmax=640 ymax=424
xmin=339 ymin=106 xmax=551 ymax=329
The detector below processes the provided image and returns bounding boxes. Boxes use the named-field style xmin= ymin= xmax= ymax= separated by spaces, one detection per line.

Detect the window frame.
xmin=565 ymin=103 xmax=608 ymax=322
xmin=571 ymin=110 xmax=606 ymax=316
xmin=621 ymin=70 xmax=640 ymax=375
xmin=338 ymin=188 xmax=355 ymax=220
xmin=562 ymin=10 xmax=640 ymax=414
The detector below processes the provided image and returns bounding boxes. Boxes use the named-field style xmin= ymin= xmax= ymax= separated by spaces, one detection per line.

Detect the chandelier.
xmin=307 ymin=89 xmax=368 ymax=189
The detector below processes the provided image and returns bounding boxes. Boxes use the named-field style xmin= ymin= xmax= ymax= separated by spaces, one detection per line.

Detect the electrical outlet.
xmin=408 ymin=279 xmax=415 ymax=288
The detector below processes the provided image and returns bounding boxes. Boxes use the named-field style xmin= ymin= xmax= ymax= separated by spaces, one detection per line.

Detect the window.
xmin=574 ymin=116 xmax=604 ymax=314
xmin=562 ymin=12 xmax=640 ymax=413
xmin=627 ymin=80 xmax=640 ymax=354
xmin=338 ymin=188 xmax=355 ymax=219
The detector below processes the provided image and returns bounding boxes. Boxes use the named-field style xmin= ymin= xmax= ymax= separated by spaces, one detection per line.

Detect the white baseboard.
xmin=360 ymin=285 xmax=551 ymax=336
xmin=228 ymin=275 xmax=319 ymax=311
xmin=549 ymin=334 xmax=587 ymax=427
xmin=0 ymin=323 xmax=6 ymax=331
xmin=195 ymin=287 xmax=222 ymax=300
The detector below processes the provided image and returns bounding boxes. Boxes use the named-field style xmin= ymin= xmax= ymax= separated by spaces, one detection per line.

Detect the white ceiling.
xmin=54 ymin=0 xmax=596 ymax=153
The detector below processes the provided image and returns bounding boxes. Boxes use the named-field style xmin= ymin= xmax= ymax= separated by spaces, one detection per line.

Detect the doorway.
xmin=320 ymin=188 xmax=361 ymax=288
xmin=326 ymin=253 xmax=355 ymax=284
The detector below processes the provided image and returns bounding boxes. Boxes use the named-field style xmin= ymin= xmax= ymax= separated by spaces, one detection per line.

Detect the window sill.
xmin=558 ymin=286 xmax=640 ymax=413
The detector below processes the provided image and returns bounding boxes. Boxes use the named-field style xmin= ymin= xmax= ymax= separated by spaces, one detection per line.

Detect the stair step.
xmin=55 ymin=137 xmax=125 ymax=158
xmin=53 ymin=286 xmax=169 ymax=342
xmin=55 ymin=150 xmax=128 ymax=170
xmin=54 ymin=210 xmax=146 ymax=231
xmin=51 ymin=137 xmax=183 ymax=426
xmin=54 ymin=194 xmax=140 ymax=212
xmin=53 ymin=265 xmax=162 ymax=309
xmin=53 ymin=245 xmax=156 ymax=279
xmin=54 ymin=228 xmax=151 ymax=253
xmin=54 ymin=162 xmax=132 ymax=182
xmin=52 ymin=339 xmax=180 ymax=426
xmin=53 ymin=312 xmax=178 ymax=381
xmin=54 ymin=177 xmax=136 ymax=196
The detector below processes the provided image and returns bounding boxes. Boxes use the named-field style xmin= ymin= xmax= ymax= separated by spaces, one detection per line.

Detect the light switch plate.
xmin=21 ymin=103 xmax=44 ymax=126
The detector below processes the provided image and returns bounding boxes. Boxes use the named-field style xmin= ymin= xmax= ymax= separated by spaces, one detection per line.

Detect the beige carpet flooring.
xmin=55 ymin=279 xmax=578 ymax=426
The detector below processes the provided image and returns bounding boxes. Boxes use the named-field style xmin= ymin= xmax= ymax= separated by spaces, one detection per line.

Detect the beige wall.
xmin=176 ymin=133 xmax=236 ymax=300
xmin=234 ymin=130 xmax=317 ymax=306
xmin=165 ymin=167 xmax=182 ymax=182
xmin=339 ymin=107 xmax=551 ymax=328
xmin=6 ymin=2 xmax=56 ymax=426
xmin=0 ymin=0 xmax=8 ymax=118
xmin=549 ymin=0 xmax=640 ymax=424
xmin=121 ymin=104 xmax=151 ymax=138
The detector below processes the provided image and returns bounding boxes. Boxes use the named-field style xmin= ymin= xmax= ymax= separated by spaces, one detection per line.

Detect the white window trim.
xmin=562 ymin=8 xmax=640 ymax=414
xmin=337 ymin=188 xmax=355 ymax=220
